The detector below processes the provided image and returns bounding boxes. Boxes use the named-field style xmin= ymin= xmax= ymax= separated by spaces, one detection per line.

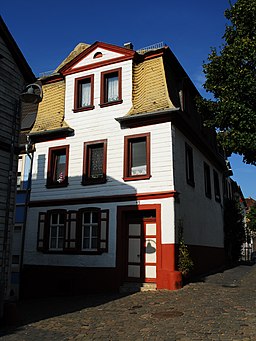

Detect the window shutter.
xmin=100 ymin=209 xmax=109 ymax=252
xmin=37 ymin=212 xmax=46 ymax=251
xmin=64 ymin=210 xmax=78 ymax=251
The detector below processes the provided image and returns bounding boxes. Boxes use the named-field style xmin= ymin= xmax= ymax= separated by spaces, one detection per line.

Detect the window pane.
xmin=51 ymin=226 xmax=57 ymax=237
xmin=91 ymin=211 xmax=98 ymax=223
xmin=105 ymin=73 xmax=118 ymax=102
xmin=185 ymin=144 xmax=194 ymax=185
xmin=50 ymin=238 xmax=57 ymax=249
xmin=84 ymin=226 xmax=90 ymax=237
xmin=51 ymin=213 xmax=58 ymax=224
xmin=80 ymin=81 xmax=91 ymax=107
xmin=83 ymin=212 xmax=90 ymax=224
xmin=59 ymin=213 xmax=65 ymax=225
xmin=83 ymin=238 xmax=89 ymax=249
xmin=131 ymin=139 xmax=146 ymax=176
xmin=90 ymin=145 xmax=103 ymax=178
xmin=54 ymin=153 xmax=66 ymax=183
xmin=92 ymin=225 xmax=98 ymax=237
xmin=91 ymin=238 xmax=97 ymax=249
xmin=59 ymin=226 xmax=64 ymax=237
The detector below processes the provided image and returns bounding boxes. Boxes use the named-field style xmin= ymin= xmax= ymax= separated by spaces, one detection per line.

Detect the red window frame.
xmin=100 ymin=68 xmax=122 ymax=107
xmin=123 ymin=133 xmax=151 ymax=181
xmin=82 ymin=139 xmax=107 ymax=185
xmin=73 ymin=74 xmax=94 ymax=112
xmin=46 ymin=145 xmax=69 ymax=188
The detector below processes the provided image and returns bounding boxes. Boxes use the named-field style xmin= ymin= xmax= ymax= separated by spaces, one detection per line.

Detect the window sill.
xmin=82 ymin=177 xmax=106 ymax=186
xmin=73 ymin=105 xmax=94 ymax=113
xmin=99 ymin=99 xmax=123 ymax=108
xmin=123 ymin=174 xmax=151 ymax=182
xmin=38 ymin=250 xmax=105 ymax=255
xmin=46 ymin=182 xmax=69 ymax=189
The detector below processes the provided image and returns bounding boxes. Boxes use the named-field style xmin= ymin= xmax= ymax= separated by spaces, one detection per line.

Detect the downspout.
xmin=19 ymin=136 xmax=34 ymax=282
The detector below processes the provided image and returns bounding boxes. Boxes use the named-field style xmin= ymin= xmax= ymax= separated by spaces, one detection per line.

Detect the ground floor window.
xmin=37 ymin=208 xmax=109 ymax=254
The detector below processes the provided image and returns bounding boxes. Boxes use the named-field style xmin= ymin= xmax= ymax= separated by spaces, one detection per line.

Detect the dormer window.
xmin=100 ymin=68 xmax=122 ymax=107
xmin=74 ymin=75 xmax=94 ymax=112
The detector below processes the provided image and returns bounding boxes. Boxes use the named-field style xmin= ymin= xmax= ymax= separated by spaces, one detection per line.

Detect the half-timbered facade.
xmin=21 ymin=41 xmax=228 ymax=296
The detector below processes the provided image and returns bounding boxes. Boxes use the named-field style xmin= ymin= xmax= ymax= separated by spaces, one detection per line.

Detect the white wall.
xmin=173 ymin=126 xmax=224 ymax=248
xmin=25 ymin=56 xmax=178 ymax=268
xmin=30 ymin=59 xmax=175 ymax=201
xmin=24 ymin=196 xmax=176 ymax=267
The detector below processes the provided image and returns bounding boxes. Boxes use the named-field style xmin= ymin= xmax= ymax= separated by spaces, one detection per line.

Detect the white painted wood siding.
xmin=30 ymin=59 xmax=175 ymax=201
xmin=173 ymin=126 xmax=224 ymax=248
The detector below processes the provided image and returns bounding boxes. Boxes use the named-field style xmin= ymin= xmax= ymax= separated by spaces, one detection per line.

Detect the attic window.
xmin=100 ymin=68 xmax=122 ymax=107
xmin=93 ymin=52 xmax=103 ymax=59
xmin=74 ymin=75 xmax=94 ymax=112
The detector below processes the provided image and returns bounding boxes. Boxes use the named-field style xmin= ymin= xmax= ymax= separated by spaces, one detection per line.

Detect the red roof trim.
xmin=60 ymin=41 xmax=135 ymax=75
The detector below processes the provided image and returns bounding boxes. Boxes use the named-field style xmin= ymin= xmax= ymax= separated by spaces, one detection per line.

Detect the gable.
xmin=60 ymin=41 xmax=135 ymax=75
xmin=73 ymin=47 xmax=125 ymax=69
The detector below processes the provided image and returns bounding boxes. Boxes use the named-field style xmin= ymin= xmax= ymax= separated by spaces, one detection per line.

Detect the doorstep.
xmin=119 ymin=282 xmax=156 ymax=293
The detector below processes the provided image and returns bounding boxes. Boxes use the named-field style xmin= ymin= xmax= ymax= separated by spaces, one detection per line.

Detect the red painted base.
xmin=157 ymin=270 xmax=182 ymax=290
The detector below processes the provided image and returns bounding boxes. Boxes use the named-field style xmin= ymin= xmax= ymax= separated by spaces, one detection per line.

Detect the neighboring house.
xmin=21 ymin=41 xmax=229 ymax=297
xmin=0 ymin=16 xmax=35 ymax=316
xmin=11 ymin=102 xmax=38 ymax=299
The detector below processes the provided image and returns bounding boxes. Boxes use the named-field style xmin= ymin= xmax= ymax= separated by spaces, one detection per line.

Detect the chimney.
xmin=123 ymin=42 xmax=133 ymax=50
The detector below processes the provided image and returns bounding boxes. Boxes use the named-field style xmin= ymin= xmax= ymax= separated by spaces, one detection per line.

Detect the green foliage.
xmin=224 ymin=199 xmax=246 ymax=263
xmin=198 ymin=0 xmax=256 ymax=165
xmin=178 ymin=239 xmax=194 ymax=275
xmin=178 ymin=224 xmax=194 ymax=274
xmin=247 ymin=205 xmax=256 ymax=232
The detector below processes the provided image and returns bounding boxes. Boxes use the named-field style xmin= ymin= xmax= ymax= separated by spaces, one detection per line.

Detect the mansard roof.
xmin=29 ymin=79 xmax=73 ymax=142
xmin=127 ymin=51 xmax=175 ymax=116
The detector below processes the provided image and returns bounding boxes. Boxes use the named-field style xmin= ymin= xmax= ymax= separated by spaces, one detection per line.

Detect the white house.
xmin=21 ymin=41 xmax=228 ymax=296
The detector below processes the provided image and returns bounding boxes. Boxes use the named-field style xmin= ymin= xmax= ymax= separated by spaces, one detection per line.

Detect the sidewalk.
xmin=1 ymin=264 xmax=256 ymax=340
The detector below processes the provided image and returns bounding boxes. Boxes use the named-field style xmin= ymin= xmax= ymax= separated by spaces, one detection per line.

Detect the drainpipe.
xmin=19 ymin=136 xmax=34 ymax=290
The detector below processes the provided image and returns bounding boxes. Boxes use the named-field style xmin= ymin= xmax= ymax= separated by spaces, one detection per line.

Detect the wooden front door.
xmin=126 ymin=216 xmax=157 ymax=282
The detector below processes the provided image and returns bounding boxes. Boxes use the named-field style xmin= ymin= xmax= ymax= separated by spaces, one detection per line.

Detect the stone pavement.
xmin=0 ymin=264 xmax=256 ymax=340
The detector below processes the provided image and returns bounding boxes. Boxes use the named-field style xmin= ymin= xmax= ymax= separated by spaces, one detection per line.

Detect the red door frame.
xmin=116 ymin=204 xmax=162 ymax=284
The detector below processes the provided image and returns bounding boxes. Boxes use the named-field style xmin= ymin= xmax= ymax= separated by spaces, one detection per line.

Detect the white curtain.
xmin=81 ymin=82 xmax=91 ymax=107
xmin=107 ymin=75 xmax=118 ymax=102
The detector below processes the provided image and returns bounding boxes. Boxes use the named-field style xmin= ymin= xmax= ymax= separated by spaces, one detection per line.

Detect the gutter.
xmin=115 ymin=107 xmax=180 ymax=124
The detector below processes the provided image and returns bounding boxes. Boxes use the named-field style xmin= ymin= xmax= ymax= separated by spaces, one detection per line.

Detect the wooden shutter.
xmin=100 ymin=209 xmax=109 ymax=252
xmin=64 ymin=210 xmax=78 ymax=252
xmin=37 ymin=212 xmax=46 ymax=251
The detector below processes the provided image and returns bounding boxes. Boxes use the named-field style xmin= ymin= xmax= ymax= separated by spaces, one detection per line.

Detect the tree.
xmin=198 ymin=0 xmax=256 ymax=165
xmin=224 ymin=199 xmax=246 ymax=263
xmin=247 ymin=205 xmax=256 ymax=232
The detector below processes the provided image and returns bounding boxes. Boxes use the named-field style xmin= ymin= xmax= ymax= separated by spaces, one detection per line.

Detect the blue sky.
xmin=2 ymin=0 xmax=255 ymax=198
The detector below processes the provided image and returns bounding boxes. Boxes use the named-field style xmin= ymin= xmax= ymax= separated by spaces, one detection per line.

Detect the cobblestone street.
xmin=1 ymin=264 xmax=256 ymax=340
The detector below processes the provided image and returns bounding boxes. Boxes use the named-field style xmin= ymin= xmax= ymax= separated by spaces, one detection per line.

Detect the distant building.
xmin=245 ymin=197 xmax=256 ymax=254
